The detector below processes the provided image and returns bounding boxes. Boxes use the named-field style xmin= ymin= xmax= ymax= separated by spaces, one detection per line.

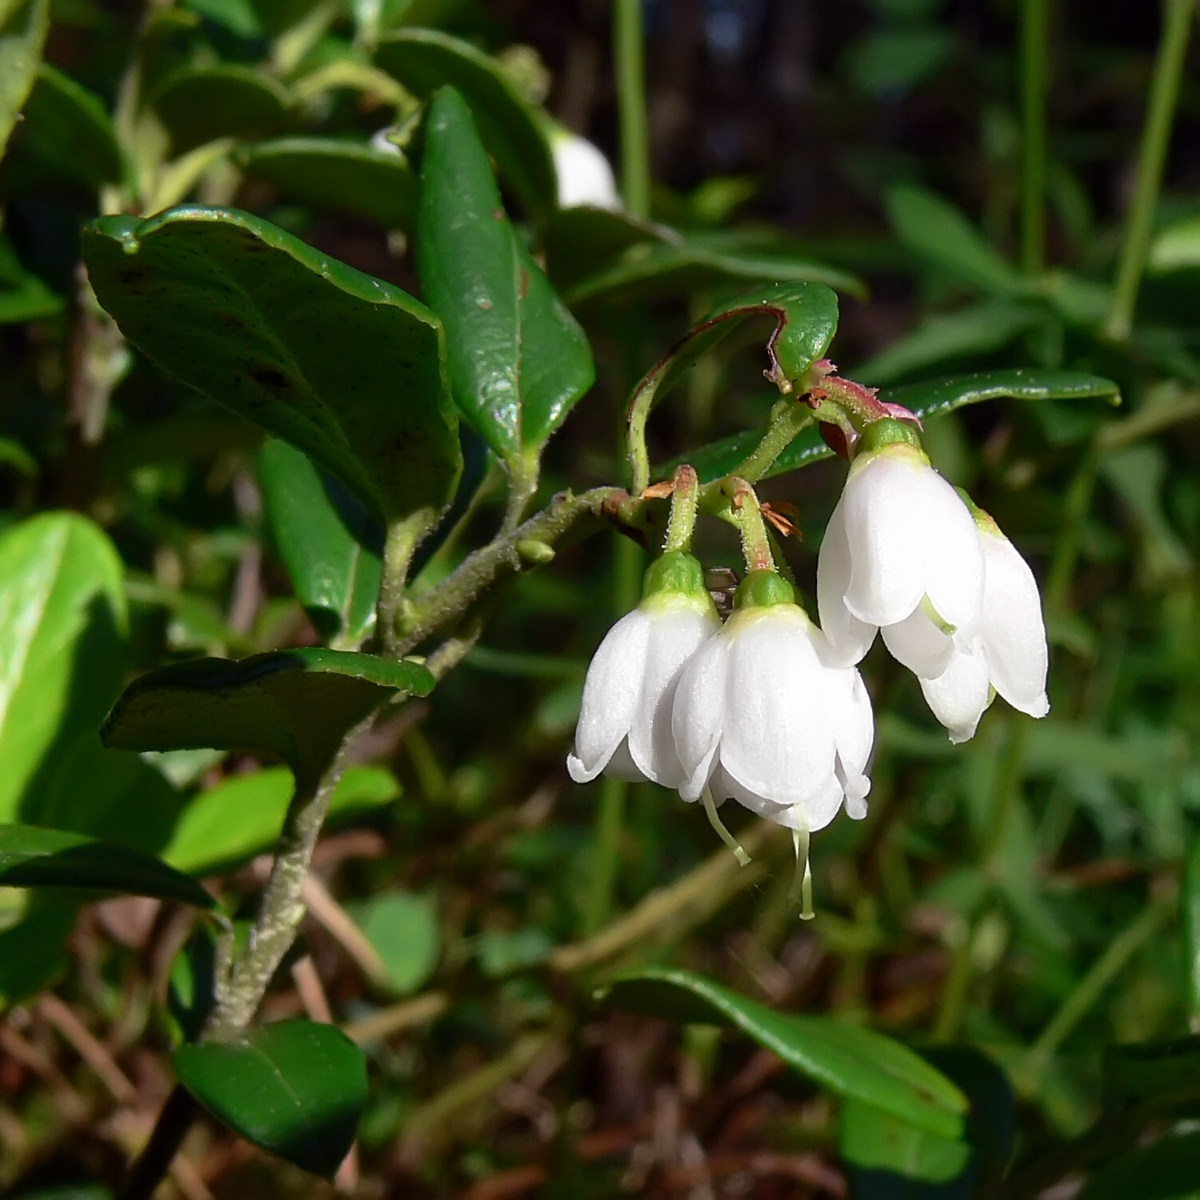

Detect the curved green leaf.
xmin=15 ymin=63 xmax=124 ymax=188
xmin=565 ymin=234 xmax=864 ymax=310
xmin=0 ymin=513 xmax=127 ymax=823
xmin=102 ymin=649 xmax=433 ymax=784
xmin=597 ymin=967 xmax=967 ymax=1139
xmin=542 ymin=205 xmax=667 ymax=293
xmin=258 ymin=437 xmax=383 ymax=647
xmin=175 ymin=1020 xmax=367 ymax=1177
xmin=0 ymin=0 xmax=48 ymax=159
xmin=150 ymin=65 xmax=293 ymax=154
xmin=631 ymin=281 xmax=839 ymax=473
xmin=886 ymin=183 xmax=1018 ymax=294
xmin=841 ymin=1096 xmax=971 ymax=1185
xmin=417 ymin=87 xmax=593 ymax=459
xmin=82 ymin=206 xmax=461 ymax=526
xmin=376 ymin=28 xmax=556 ymax=217
xmin=237 ymin=137 xmax=416 ymax=230
xmin=165 ymin=764 xmax=399 ymax=876
xmin=0 ymin=823 xmax=215 ymax=908
xmin=671 ymin=368 xmax=1121 ymax=483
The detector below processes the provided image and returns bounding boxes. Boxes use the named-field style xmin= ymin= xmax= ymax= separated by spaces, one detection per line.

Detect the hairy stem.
xmin=377 ymin=511 xmax=433 ymax=655
xmin=1104 ymin=0 xmax=1196 ymax=340
xmin=733 ymin=402 xmax=816 ymax=485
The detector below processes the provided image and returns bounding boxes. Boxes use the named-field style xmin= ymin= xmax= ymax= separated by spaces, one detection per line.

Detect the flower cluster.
xmin=568 ymin=417 xmax=1049 ymax=907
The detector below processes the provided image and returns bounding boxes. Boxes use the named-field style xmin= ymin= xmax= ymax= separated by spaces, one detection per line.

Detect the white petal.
xmin=919 ymin=472 xmax=985 ymax=641
xmin=816 ymin=495 xmax=878 ymax=665
xmin=979 ymin=530 xmax=1050 ymax=719
xmin=820 ymin=658 xmax=875 ymax=778
xmin=717 ymin=607 xmax=836 ymax=807
xmin=671 ymin=627 xmax=731 ymax=801
xmin=880 ymin=607 xmax=955 ymax=678
xmin=919 ymin=643 xmax=993 ymax=743
xmin=553 ymin=132 xmax=621 ymax=210
xmin=567 ymin=608 xmax=652 ymax=783
xmin=840 ymin=450 xmax=936 ymax=627
xmin=627 ymin=604 xmax=721 ymax=788
xmin=714 ymin=763 xmax=845 ymax=833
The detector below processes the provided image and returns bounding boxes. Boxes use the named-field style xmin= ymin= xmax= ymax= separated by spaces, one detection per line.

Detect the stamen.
xmin=919 ymin=593 xmax=957 ymax=637
xmin=702 ymin=787 xmax=751 ymax=866
xmin=789 ymin=809 xmax=815 ymax=920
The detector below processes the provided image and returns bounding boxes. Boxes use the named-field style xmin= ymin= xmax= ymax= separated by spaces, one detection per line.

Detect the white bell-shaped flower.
xmin=568 ymin=551 xmax=719 ymax=789
xmin=920 ymin=513 xmax=1050 ymax=742
xmin=550 ymin=128 xmax=622 ymax=211
xmin=672 ymin=571 xmax=874 ymax=835
xmin=817 ymin=419 xmax=984 ymax=679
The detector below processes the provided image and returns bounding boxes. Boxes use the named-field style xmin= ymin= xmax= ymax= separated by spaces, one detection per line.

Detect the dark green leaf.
xmin=0 ymin=894 xmax=78 ymax=1003
xmin=1102 ymin=1035 xmax=1200 ymax=1110
xmin=1079 ymin=1132 xmax=1200 ymax=1200
xmin=237 ymin=137 xmax=417 ymax=230
xmin=376 ymin=28 xmax=556 ymax=218
xmin=417 ymin=87 xmax=593 ymax=459
xmin=165 ymin=764 xmax=399 ymax=876
xmin=174 ymin=1020 xmax=367 ymax=1177
xmin=632 ymin=281 xmax=839 ymax=468
xmin=565 ymin=233 xmax=864 ymax=310
xmin=1185 ymin=834 xmax=1200 ymax=1023
xmin=0 ymin=823 xmax=215 ymax=907
xmin=83 ymin=206 xmax=462 ymax=526
xmin=150 ymin=65 xmax=293 ymax=155
xmin=541 ymin=204 xmax=667 ymax=293
xmin=840 ymin=1097 xmax=972 ymax=1184
xmin=886 ymin=184 xmax=1019 ymax=294
xmin=259 ymin=437 xmax=383 ymax=647
xmin=15 ymin=63 xmax=124 ymax=187
xmin=597 ymin=967 xmax=967 ymax=1139
xmin=671 ymin=368 xmax=1120 ymax=483
xmin=0 ymin=0 xmax=49 ymax=159
xmin=102 ymin=649 xmax=433 ymax=783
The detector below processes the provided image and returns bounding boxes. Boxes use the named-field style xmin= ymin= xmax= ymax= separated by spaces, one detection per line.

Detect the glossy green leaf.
xmin=565 ymin=233 xmax=864 ymax=310
xmin=353 ymin=890 xmax=439 ymax=995
xmin=598 ymin=967 xmax=967 ymax=1139
xmin=0 ymin=823 xmax=214 ymax=907
xmin=672 ymin=368 xmax=1120 ymax=484
xmin=886 ymin=183 xmax=1019 ymax=294
xmin=15 ymin=63 xmax=124 ymax=187
xmin=174 ymin=1020 xmax=367 ymax=1177
xmin=165 ymin=764 xmax=399 ymax=876
xmin=840 ymin=1097 xmax=972 ymax=1184
xmin=417 ymin=87 xmax=593 ymax=459
xmin=237 ymin=137 xmax=416 ymax=230
xmin=150 ymin=65 xmax=293 ymax=154
xmin=83 ymin=206 xmax=461 ymax=525
xmin=376 ymin=28 xmax=556 ymax=217
xmin=1078 ymin=1133 xmax=1200 ymax=1200
xmin=102 ymin=649 xmax=434 ymax=784
xmin=541 ymin=205 xmax=667 ymax=293
xmin=0 ymin=0 xmax=49 ymax=159
xmin=0 ymin=513 xmax=127 ymax=823
xmin=259 ymin=437 xmax=383 ymax=647
xmin=632 ymin=281 xmax=838 ymax=466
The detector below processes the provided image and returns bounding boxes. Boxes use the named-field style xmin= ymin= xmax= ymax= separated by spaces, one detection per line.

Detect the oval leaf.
xmin=0 ymin=823 xmax=215 ymax=908
xmin=150 ymin=65 xmax=293 ymax=154
xmin=376 ymin=28 xmax=556 ymax=218
xmin=598 ymin=967 xmax=967 ymax=1139
xmin=841 ymin=1097 xmax=972 ymax=1186
xmin=165 ymin=764 xmax=399 ymax=876
xmin=102 ymin=649 xmax=433 ymax=784
xmin=175 ymin=1020 xmax=367 ymax=1178
xmin=672 ymin=368 xmax=1121 ymax=483
xmin=417 ymin=86 xmax=593 ymax=459
xmin=258 ymin=437 xmax=383 ymax=648
xmin=82 ymin=206 xmax=462 ymax=526
xmin=237 ymin=136 xmax=417 ymax=230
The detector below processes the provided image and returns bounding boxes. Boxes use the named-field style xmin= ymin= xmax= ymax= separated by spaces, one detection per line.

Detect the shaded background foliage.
xmin=2 ymin=0 xmax=1200 ymax=1198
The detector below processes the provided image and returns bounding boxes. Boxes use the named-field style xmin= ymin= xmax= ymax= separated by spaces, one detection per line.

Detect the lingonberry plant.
xmin=2 ymin=0 xmax=1199 ymax=1197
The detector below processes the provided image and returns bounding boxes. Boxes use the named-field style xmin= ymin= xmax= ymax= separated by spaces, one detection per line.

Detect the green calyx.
xmin=859 ymin=416 xmax=924 ymax=456
xmin=641 ymin=550 xmax=709 ymax=602
xmin=734 ymin=569 xmax=795 ymax=609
